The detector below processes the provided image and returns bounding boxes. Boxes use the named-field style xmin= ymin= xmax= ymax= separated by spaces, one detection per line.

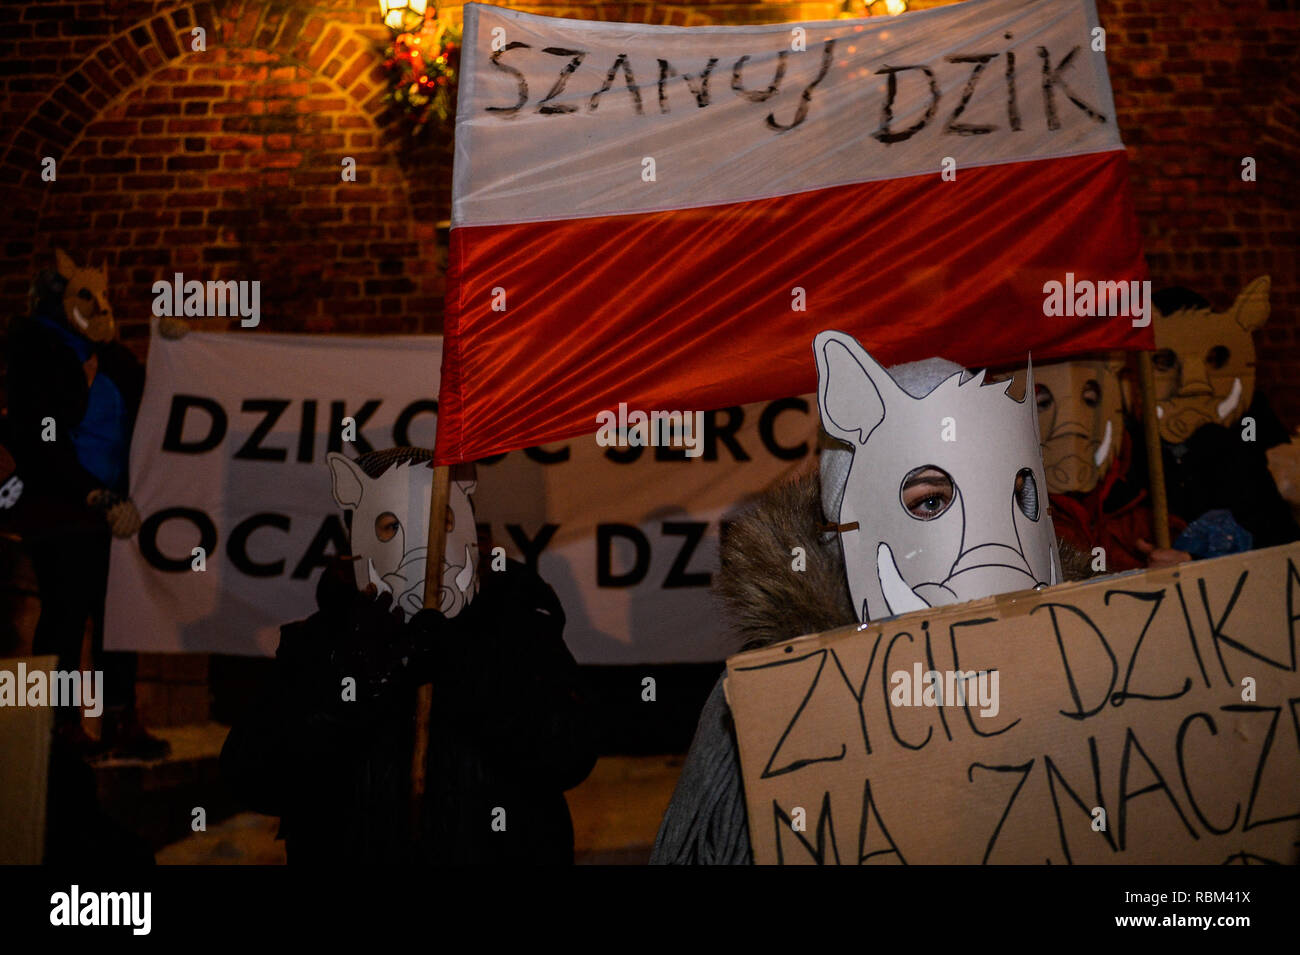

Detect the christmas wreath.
xmin=383 ymin=19 xmax=461 ymax=135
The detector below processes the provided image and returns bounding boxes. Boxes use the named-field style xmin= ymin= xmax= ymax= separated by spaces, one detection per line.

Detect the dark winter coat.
xmin=220 ymin=558 xmax=596 ymax=865
xmin=1160 ymin=393 xmax=1300 ymax=549
xmin=650 ymin=470 xmax=1092 ymax=865
xmin=5 ymin=310 xmax=144 ymax=533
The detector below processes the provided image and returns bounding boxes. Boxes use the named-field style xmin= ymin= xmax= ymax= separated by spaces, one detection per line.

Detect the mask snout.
xmin=943 ymin=543 xmax=1043 ymax=599
xmin=378 ymin=547 xmax=427 ymax=619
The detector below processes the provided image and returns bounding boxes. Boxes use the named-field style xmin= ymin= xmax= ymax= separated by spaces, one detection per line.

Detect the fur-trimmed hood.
xmin=713 ymin=466 xmax=1094 ymax=652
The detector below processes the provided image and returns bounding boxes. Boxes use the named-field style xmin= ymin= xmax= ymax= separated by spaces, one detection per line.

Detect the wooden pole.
xmin=410 ymin=463 xmax=450 ymax=834
xmin=1137 ymin=352 xmax=1172 ymax=549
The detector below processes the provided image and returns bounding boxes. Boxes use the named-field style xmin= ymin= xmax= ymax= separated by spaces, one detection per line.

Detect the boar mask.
xmin=1152 ymin=276 xmax=1270 ymax=444
xmin=815 ymin=330 xmax=1060 ymax=624
xmin=1033 ymin=356 xmax=1127 ymax=494
xmin=327 ymin=451 xmax=479 ymax=620
xmin=55 ymin=248 xmax=116 ymax=344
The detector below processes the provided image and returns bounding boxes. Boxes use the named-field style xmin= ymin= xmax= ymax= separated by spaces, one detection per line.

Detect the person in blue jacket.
xmin=6 ymin=249 xmax=171 ymax=760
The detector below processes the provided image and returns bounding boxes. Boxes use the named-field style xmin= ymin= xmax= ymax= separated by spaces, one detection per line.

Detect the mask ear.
xmin=1230 ymin=275 xmax=1270 ymax=333
xmin=1020 ymin=354 xmax=1039 ymax=434
xmin=326 ymin=452 xmax=366 ymax=509
xmin=814 ymin=330 xmax=899 ymax=447
xmin=54 ymin=248 xmax=77 ymax=278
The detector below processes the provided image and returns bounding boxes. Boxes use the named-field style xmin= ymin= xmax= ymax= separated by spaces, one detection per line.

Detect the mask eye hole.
xmin=375 ymin=511 xmax=399 ymax=542
xmin=1082 ymin=380 xmax=1100 ymax=407
xmin=1015 ymin=468 xmax=1039 ymax=520
xmin=77 ymin=289 xmax=93 ymax=301
xmin=901 ymin=465 xmax=954 ymax=521
xmin=1034 ymin=384 xmax=1053 ymax=413
xmin=1206 ymin=345 xmax=1230 ymax=370
xmin=1153 ymin=349 xmax=1177 ymax=372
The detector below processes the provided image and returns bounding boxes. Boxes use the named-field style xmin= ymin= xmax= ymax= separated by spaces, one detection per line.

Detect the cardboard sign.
xmin=0 ymin=656 xmax=55 ymax=864
xmin=726 ymin=544 xmax=1300 ymax=864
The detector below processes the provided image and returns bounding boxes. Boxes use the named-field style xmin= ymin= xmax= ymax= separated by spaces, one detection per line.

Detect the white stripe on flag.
xmin=453 ymin=0 xmax=1122 ymax=227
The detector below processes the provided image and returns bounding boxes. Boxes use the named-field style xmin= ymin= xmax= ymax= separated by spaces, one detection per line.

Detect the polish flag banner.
xmin=435 ymin=0 xmax=1150 ymax=465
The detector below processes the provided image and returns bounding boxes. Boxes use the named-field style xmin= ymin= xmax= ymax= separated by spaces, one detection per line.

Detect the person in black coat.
xmin=221 ymin=448 xmax=595 ymax=864
xmin=5 ymin=250 xmax=170 ymax=759
xmin=1150 ymin=283 xmax=1300 ymax=554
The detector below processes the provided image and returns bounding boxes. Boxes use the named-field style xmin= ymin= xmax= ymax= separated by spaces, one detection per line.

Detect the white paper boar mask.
xmin=327 ymin=450 xmax=479 ymax=620
xmin=815 ymin=331 xmax=1061 ymax=623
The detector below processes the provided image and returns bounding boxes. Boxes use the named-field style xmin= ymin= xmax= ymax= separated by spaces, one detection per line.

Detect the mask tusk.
xmin=1093 ymin=419 xmax=1113 ymax=468
xmin=367 ymin=558 xmax=393 ymax=596
xmin=1217 ymin=378 xmax=1242 ymax=420
xmin=876 ymin=542 xmax=930 ymax=617
xmin=454 ymin=544 xmax=475 ymax=592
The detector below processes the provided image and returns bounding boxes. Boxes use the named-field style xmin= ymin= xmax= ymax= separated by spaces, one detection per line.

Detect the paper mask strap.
xmin=819 ymin=521 xmax=859 ymax=535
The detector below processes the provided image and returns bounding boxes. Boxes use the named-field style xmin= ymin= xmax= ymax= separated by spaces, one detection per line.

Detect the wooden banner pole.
xmin=410 ymin=462 xmax=451 ymax=834
xmin=1137 ymin=351 xmax=1172 ymax=550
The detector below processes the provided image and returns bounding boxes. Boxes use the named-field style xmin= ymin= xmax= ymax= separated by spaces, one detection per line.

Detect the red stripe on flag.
xmin=436 ymin=149 xmax=1149 ymax=464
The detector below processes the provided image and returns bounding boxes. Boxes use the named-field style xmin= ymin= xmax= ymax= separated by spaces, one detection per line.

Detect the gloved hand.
xmin=1135 ymin=538 xmax=1193 ymax=569
xmin=403 ymin=607 xmax=450 ymax=684
xmin=329 ymin=589 xmax=416 ymax=707
xmin=410 ymin=606 xmax=502 ymax=719
xmin=106 ymin=499 xmax=142 ymax=538
xmin=87 ymin=489 xmax=142 ymax=538
xmin=1172 ymin=509 xmax=1253 ymax=560
xmin=157 ymin=316 xmax=190 ymax=340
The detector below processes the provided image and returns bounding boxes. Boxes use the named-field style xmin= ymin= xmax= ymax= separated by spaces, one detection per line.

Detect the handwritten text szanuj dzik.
xmin=484 ymin=40 xmax=1106 ymax=137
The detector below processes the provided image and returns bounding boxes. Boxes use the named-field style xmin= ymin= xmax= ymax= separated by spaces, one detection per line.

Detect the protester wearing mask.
xmin=1032 ymin=355 xmax=1188 ymax=572
xmin=6 ymin=249 xmax=175 ymax=760
xmin=1148 ymin=278 xmax=1299 ymax=558
xmin=652 ymin=331 xmax=1092 ymax=864
xmin=221 ymin=446 xmax=595 ymax=864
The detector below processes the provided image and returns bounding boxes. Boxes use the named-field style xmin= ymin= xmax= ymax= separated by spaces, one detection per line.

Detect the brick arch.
xmin=1 ymin=1 xmax=722 ymax=185
xmin=3 ymin=1 xmax=400 ymax=184
xmin=10 ymin=1 xmax=446 ymax=337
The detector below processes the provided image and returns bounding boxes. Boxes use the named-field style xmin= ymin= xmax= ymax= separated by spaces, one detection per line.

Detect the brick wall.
xmin=1 ymin=0 xmax=1297 ymax=724
xmin=1 ymin=0 xmax=1296 ymax=387
xmin=1101 ymin=0 xmax=1300 ymax=422
xmin=1 ymin=1 xmax=451 ymax=345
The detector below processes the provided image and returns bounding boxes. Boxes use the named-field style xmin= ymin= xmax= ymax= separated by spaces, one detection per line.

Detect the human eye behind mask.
xmin=900 ymin=465 xmax=954 ymax=521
